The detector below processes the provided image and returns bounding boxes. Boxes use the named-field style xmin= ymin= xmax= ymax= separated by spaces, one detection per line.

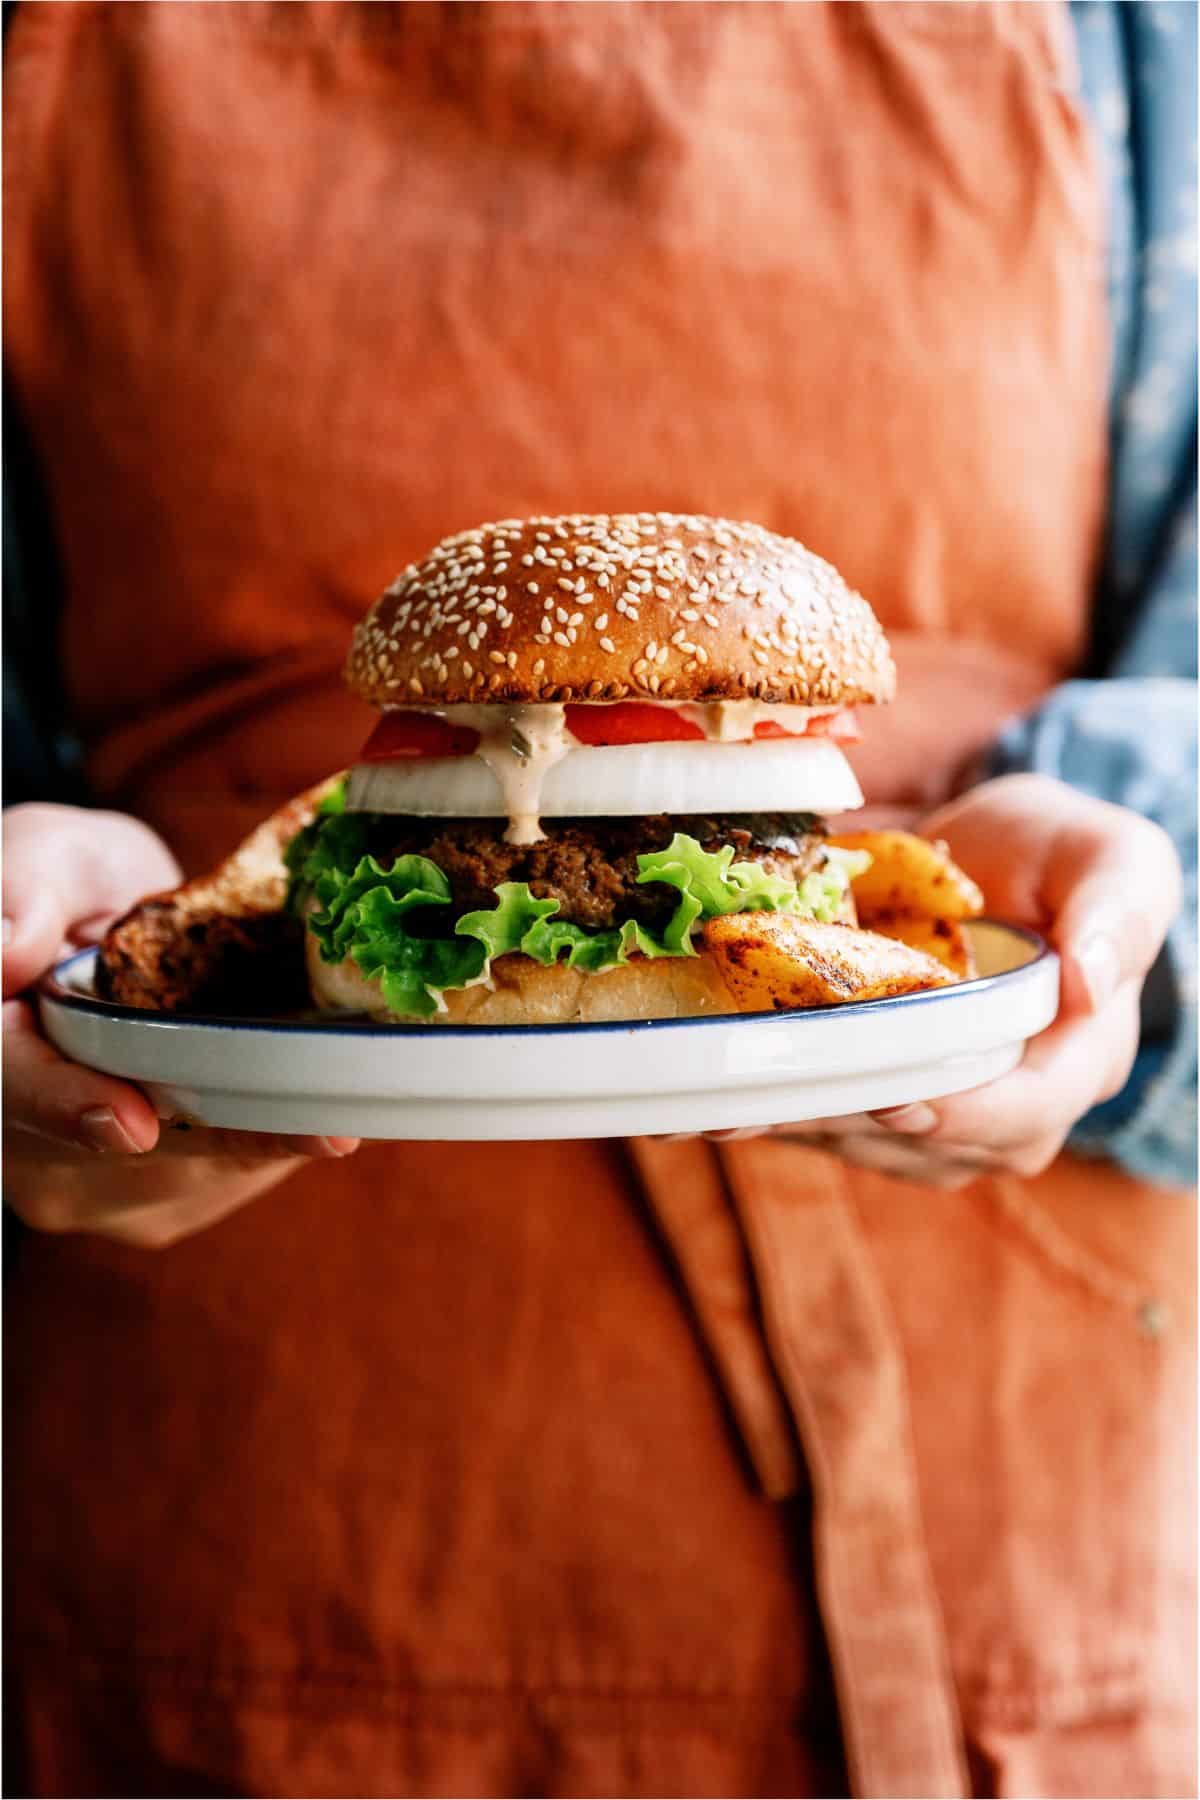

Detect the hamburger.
xmin=99 ymin=514 xmax=981 ymax=1022
xmin=284 ymin=513 xmax=951 ymax=1024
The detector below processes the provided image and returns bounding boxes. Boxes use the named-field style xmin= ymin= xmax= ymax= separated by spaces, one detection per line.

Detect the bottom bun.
xmin=306 ymin=931 xmax=739 ymax=1025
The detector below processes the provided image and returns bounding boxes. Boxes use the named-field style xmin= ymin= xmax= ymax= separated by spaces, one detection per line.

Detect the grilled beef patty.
xmin=361 ymin=812 xmax=825 ymax=932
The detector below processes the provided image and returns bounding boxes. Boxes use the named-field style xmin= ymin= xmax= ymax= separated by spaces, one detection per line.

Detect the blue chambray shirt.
xmin=986 ymin=3 xmax=1197 ymax=1187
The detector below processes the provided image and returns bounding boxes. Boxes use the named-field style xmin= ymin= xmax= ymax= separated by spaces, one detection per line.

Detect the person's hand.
xmin=716 ymin=774 xmax=1182 ymax=1187
xmin=4 ymin=803 xmax=359 ymax=1246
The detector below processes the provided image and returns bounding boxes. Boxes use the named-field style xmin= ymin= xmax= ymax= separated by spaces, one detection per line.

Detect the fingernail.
xmin=872 ymin=1102 xmax=938 ymax=1135
xmin=78 ymin=1106 xmax=145 ymax=1154
xmin=1074 ymin=933 xmax=1121 ymax=1010
xmin=2 ymin=916 xmax=12 ymax=946
xmin=69 ymin=912 xmax=115 ymax=946
xmin=319 ymin=1137 xmax=360 ymax=1157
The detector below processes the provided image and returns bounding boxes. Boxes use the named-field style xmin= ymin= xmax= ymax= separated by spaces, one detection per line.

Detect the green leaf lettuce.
xmin=285 ymin=815 xmax=858 ymax=1018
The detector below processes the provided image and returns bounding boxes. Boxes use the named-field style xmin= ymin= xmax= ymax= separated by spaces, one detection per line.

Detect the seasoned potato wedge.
xmin=858 ymin=910 xmax=978 ymax=980
xmin=702 ymin=914 xmax=956 ymax=1012
xmin=828 ymin=830 xmax=984 ymax=923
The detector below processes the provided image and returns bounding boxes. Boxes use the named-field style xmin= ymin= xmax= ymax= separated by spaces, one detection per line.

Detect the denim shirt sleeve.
xmin=982 ymin=5 xmax=1197 ymax=1188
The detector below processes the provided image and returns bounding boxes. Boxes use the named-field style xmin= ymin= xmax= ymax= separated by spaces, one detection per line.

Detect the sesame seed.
xmin=350 ymin=511 xmax=889 ymax=711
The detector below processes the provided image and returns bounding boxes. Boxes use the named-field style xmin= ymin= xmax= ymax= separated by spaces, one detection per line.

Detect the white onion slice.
xmin=345 ymin=739 xmax=863 ymax=820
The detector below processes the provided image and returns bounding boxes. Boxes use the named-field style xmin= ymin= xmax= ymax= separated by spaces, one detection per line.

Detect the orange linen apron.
xmin=4 ymin=5 xmax=1194 ymax=1796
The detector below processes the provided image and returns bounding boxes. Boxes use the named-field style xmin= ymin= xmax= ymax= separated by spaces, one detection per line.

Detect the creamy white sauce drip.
xmin=448 ymin=705 xmax=572 ymax=846
xmin=364 ymin=700 xmax=846 ymax=843
xmin=671 ymin=701 xmax=841 ymax=742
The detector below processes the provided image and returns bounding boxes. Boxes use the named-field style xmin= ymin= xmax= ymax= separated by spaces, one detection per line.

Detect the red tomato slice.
xmin=563 ymin=703 xmax=705 ymax=746
xmin=360 ymin=711 xmax=480 ymax=760
xmin=806 ymin=709 xmax=860 ymax=741
xmin=753 ymin=709 xmax=860 ymax=743
xmin=360 ymin=703 xmax=861 ymax=760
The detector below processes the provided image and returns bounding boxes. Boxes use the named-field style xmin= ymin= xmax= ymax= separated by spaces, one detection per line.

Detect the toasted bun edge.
xmin=346 ymin=512 xmax=895 ymax=709
xmin=306 ymin=931 xmax=740 ymax=1024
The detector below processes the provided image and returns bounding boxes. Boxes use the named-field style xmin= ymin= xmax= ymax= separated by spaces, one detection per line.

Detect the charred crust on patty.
xmin=359 ymin=812 xmax=827 ymax=933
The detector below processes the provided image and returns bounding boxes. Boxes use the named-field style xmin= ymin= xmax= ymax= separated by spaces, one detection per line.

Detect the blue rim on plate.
xmin=39 ymin=927 xmax=1055 ymax=1038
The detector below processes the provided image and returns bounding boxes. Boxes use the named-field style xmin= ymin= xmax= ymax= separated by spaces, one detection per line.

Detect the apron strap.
xmin=631 ymin=1133 xmax=970 ymax=1799
xmin=721 ymin=1137 xmax=970 ymax=1799
xmin=626 ymin=1138 xmax=803 ymax=1500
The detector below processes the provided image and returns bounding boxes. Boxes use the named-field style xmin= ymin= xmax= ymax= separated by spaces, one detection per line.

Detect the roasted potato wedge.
xmin=702 ymin=914 xmax=956 ymax=1012
xmin=858 ymin=910 xmax=978 ymax=980
xmin=828 ymin=830 xmax=984 ymax=923
xmin=97 ymin=778 xmax=340 ymax=1013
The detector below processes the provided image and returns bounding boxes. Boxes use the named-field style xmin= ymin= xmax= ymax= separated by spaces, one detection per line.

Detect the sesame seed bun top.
xmin=345 ymin=513 xmax=895 ymax=708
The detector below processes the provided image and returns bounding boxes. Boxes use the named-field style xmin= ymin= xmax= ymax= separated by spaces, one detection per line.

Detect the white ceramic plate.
xmin=39 ymin=923 xmax=1057 ymax=1141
